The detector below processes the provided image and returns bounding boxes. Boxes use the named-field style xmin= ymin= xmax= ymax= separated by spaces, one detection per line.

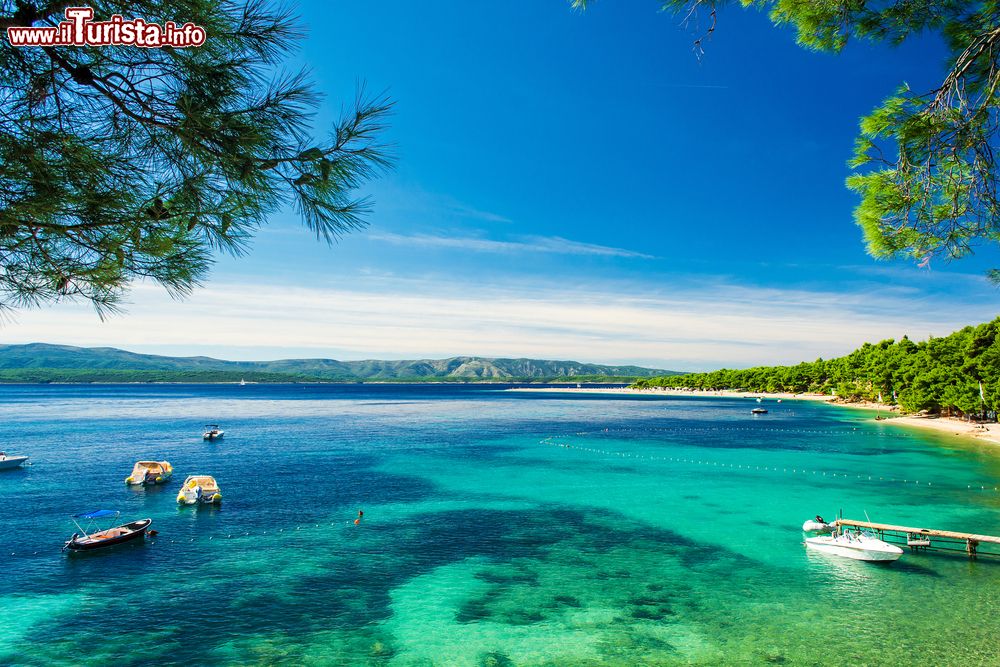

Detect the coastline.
xmin=506 ymin=386 xmax=837 ymax=402
xmin=0 ymin=380 xmax=632 ymax=386
xmin=507 ymin=386 xmax=1000 ymax=446
xmin=882 ymin=415 xmax=1000 ymax=446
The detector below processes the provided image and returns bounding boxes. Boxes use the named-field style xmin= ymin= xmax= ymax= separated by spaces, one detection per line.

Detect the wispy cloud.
xmin=446 ymin=203 xmax=512 ymax=224
xmin=655 ymin=83 xmax=730 ymax=90
xmin=370 ymin=232 xmax=655 ymax=259
xmin=368 ymin=182 xmax=512 ymax=224
xmin=4 ymin=275 xmax=996 ymax=371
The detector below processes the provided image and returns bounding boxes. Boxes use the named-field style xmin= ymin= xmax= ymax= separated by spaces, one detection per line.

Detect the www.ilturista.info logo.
xmin=6 ymin=7 xmax=206 ymax=48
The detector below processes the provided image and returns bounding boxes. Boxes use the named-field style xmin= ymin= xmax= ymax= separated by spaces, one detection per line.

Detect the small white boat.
xmin=177 ymin=475 xmax=223 ymax=505
xmin=751 ymin=407 xmax=768 ymax=414
xmin=240 ymin=378 xmax=246 ymax=386
xmin=0 ymin=452 xmax=29 ymax=470
xmin=805 ymin=530 xmax=903 ymax=562
xmin=203 ymin=424 xmax=224 ymax=440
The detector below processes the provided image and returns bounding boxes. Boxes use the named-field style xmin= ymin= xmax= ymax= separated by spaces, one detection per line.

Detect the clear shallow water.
xmin=2 ymin=384 xmax=1000 ymax=666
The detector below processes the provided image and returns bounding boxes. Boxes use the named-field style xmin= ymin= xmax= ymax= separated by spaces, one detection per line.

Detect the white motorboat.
xmin=202 ymin=424 xmax=224 ymax=440
xmin=0 ymin=452 xmax=28 ymax=470
xmin=805 ymin=529 xmax=903 ymax=562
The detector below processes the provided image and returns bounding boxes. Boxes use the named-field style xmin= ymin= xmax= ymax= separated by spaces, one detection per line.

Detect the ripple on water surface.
xmin=1 ymin=384 xmax=999 ymax=665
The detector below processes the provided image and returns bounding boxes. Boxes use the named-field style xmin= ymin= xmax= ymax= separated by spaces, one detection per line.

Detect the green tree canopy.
xmin=634 ymin=317 xmax=1000 ymax=420
xmin=575 ymin=0 xmax=1000 ymax=283
xmin=0 ymin=0 xmax=392 ymax=315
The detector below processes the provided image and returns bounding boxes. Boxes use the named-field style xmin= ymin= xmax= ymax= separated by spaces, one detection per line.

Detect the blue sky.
xmin=8 ymin=1 xmax=1000 ymax=370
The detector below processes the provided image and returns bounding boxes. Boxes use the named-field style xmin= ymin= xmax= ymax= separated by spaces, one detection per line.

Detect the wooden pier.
xmin=835 ymin=518 xmax=1000 ymax=559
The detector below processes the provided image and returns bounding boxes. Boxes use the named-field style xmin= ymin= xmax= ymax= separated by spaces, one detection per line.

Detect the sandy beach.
xmin=508 ymin=386 xmax=1000 ymax=446
xmin=507 ymin=387 xmax=839 ymax=402
xmin=883 ymin=415 xmax=1000 ymax=445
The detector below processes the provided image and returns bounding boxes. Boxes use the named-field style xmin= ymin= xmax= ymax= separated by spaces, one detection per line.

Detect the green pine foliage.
xmin=574 ymin=0 xmax=1000 ymax=283
xmin=633 ymin=317 xmax=1000 ymax=418
xmin=0 ymin=1 xmax=392 ymax=315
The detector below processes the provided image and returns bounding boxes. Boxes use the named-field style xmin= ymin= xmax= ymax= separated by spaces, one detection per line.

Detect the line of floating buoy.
xmin=541 ymin=436 xmax=999 ymax=495
xmin=5 ymin=514 xmax=369 ymax=560
xmin=562 ymin=426 xmax=910 ymax=438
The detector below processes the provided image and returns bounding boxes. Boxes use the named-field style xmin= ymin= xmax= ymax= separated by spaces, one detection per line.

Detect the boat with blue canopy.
xmin=63 ymin=510 xmax=152 ymax=552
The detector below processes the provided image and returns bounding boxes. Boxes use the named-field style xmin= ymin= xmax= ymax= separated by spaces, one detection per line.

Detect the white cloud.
xmin=2 ymin=275 xmax=995 ymax=371
xmin=370 ymin=232 xmax=655 ymax=259
xmin=366 ymin=181 xmax=513 ymax=224
xmin=446 ymin=203 xmax=513 ymax=224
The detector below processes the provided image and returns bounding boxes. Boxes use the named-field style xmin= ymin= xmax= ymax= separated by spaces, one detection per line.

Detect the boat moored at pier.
xmin=805 ymin=529 xmax=903 ymax=562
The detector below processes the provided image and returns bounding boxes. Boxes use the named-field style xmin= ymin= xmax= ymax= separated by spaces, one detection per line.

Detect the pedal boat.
xmin=125 ymin=460 xmax=173 ymax=486
xmin=64 ymin=510 xmax=151 ymax=552
xmin=177 ymin=475 xmax=223 ymax=505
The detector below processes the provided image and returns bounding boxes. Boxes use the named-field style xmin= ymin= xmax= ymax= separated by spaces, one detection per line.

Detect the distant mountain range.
xmin=0 ymin=344 xmax=680 ymax=383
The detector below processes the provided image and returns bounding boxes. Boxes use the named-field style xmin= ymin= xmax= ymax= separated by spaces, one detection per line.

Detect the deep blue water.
xmin=2 ymin=384 xmax=1000 ymax=665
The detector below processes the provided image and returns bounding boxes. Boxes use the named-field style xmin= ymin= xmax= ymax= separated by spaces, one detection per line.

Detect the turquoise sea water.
xmin=2 ymin=384 xmax=1000 ymax=666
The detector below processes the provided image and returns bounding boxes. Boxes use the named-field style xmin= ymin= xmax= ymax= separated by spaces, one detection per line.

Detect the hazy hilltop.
xmin=0 ymin=344 xmax=679 ymax=383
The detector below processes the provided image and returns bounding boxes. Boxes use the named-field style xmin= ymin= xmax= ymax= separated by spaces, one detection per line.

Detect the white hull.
xmin=177 ymin=487 xmax=222 ymax=505
xmin=177 ymin=476 xmax=222 ymax=505
xmin=805 ymin=535 xmax=902 ymax=562
xmin=0 ymin=456 xmax=28 ymax=470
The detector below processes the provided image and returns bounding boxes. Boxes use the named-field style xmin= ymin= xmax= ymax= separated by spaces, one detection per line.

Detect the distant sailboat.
xmin=240 ymin=378 xmax=246 ymax=386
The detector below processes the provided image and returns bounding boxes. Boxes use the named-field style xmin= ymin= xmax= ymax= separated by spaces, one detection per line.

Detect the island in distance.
xmin=0 ymin=343 xmax=682 ymax=384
